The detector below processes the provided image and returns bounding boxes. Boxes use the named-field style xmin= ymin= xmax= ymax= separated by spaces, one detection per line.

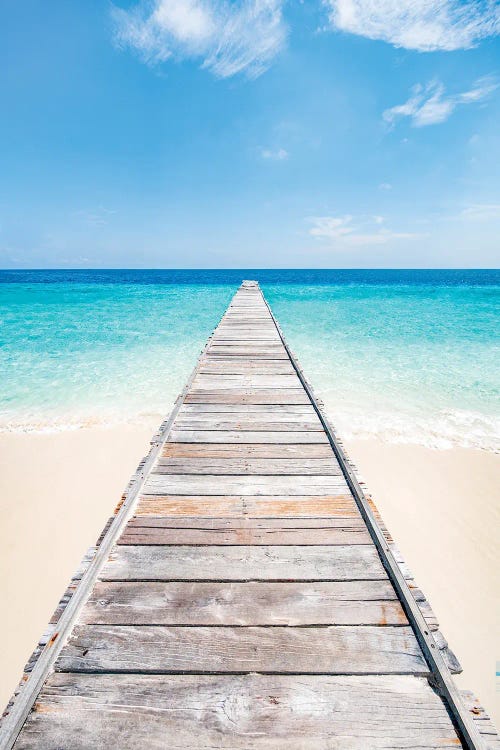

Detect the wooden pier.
xmin=1 ymin=281 xmax=498 ymax=749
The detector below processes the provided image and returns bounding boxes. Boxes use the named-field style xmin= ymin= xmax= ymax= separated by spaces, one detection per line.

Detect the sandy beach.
xmin=0 ymin=424 xmax=498 ymax=726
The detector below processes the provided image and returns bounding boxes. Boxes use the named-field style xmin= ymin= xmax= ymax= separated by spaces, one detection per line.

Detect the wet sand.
xmin=0 ymin=425 xmax=498 ymax=725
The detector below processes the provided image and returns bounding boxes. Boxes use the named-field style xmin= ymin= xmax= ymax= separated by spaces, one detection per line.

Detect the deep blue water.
xmin=1 ymin=268 xmax=499 ymax=285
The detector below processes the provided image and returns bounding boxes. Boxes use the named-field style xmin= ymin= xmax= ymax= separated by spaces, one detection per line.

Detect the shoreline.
xmin=0 ymin=423 xmax=498 ymax=725
xmin=0 ymin=407 xmax=498 ymax=453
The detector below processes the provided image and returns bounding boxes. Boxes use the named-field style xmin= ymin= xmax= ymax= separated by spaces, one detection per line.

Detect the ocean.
xmin=0 ymin=269 xmax=498 ymax=449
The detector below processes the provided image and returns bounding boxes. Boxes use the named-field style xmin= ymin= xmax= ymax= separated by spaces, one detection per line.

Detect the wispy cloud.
xmin=309 ymin=214 xmax=420 ymax=246
xmin=309 ymin=215 xmax=355 ymax=240
xmin=112 ymin=0 xmax=286 ymax=79
xmin=378 ymin=182 xmax=392 ymax=190
xmin=260 ymin=147 xmax=289 ymax=160
xmin=323 ymin=0 xmax=500 ymax=51
xmin=459 ymin=203 xmax=500 ymax=221
xmin=383 ymin=77 xmax=498 ymax=128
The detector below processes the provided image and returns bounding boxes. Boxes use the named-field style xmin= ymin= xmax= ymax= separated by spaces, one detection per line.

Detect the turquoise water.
xmin=0 ymin=270 xmax=498 ymax=449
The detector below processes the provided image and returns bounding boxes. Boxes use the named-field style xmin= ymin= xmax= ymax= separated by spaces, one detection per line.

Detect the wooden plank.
xmin=55 ymin=624 xmax=427 ymax=674
xmin=162 ymin=443 xmax=333 ymax=458
xmin=101 ymin=544 xmax=385 ymax=581
xmin=210 ymin=342 xmax=283 ymax=348
xmin=209 ymin=340 xmax=282 ymax=345
xmin=13 ymin=673 xmax=461 ymax=750
xmin=208 ymin=343 xmax=284 ymax=348
xmin=82 ymin=581 xmax=405 ymax=625
xmin=143 ymin=475 xmax=349 ymax=496
xmin=171 ymin=420 xmax=323 ymax=431
xmin=154 ymin=458 xmax=341 ymax=475
xmin=179 ymin=403 xmax=318 ymax=418
xmin=135 ymin=495 xmax=360 ymax=517
xmin=185 ymin=391 xmax=310 ymax=404
xmin=213 ymin=329 xmax=278 ymax=334
xmin=213 ymin=325 xmax=278 ymax=329
xmin=201 ymin=355 xmax=292 ymax=362
xmin=118 ymin=519 xmax=370 ymax=545
xmin=168 ymin=430 xmax=329 ymax=443
xmin=175 ymin=409 xmax=321 ymax=421
xmin=199 ymin=363 xmax=296 ymax=374
xmin=191 ymin=375 xmax=302 ymax=389
xmin=203 ymin=350 xmax=290 ymax=359
xmin=125 ymin=517 xmax=366 ymax=529
xmin=178 ymin=404 xmax=316 ymax=414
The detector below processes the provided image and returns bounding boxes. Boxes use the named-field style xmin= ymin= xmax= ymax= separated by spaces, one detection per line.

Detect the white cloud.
xmin=261 ymin=147 xmax=289 ymax=160
xmin=309 ymin=214 xmax=420 ymax=246
xmin=112 ymin=0 xmax=286 ymax=78
xmin=309 ymin=215 xmax=355 ymax=239
xmin=378 ymin=182 xmax=392 ymax=190
xmin=460 ymin=203 xmax=500 ymax=221
xmin=324 ymin=0 xmax=500 ymax=51
xmin=383 ymin=77 xmax=498 ymax=128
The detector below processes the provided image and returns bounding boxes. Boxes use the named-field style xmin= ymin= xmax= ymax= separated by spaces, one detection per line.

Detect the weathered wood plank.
xmin=83 ymin=581 xmax=405 ymax=625
xmin=171 ymin=420 xmax=324 ymax=431
xmin=185 ymin=391 xmax=310 ymax=403
xmin=143 ymin=474 xmax=349 ymax=496
xmin=56 ymin=625 xmax=426 ymax=674
xmin=203 ymin=350 xmax=290 ymax=359
xmin=177 ymin=410 xmax=319 ymax=422
xmin=212 ymin=332 xmax=279 ymax=337
xmin=178 ymin=404 xmax=315 ymax=414
xmin=154 ymin=458 xmax=341 ymax=475
xmin=101 ymin=544 xmax=385 ymax=581
xmin=176 ymin=409 xmax=320 ymax=420
xmin=208 ymin=342 xmax=284 ymax=348
xmin=135 ymin=495 xmax=359 ymax=517
xmin=13 ymin=674 xmax=461 ymax=750
xmin=162 ymin=443 xmax=333 ymax=458
xmin=211 ymin=335 xmax=282 ymax=342
xmin=118 ymin=518 xmax=370 ymax=544
xmin=125 ymin=516 xmax=366 ymax=529
xmin=168 ymin=430 xmax=328 ymax=443
xmin=199 ymin=354 xmax=295 ymax=375
xmin=192 ymin=375 xmax=301 ymax=386
xmin=199 ymin=363 xmax=296 ymax=374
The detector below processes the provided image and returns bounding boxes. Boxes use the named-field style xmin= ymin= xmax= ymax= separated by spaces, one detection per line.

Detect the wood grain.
xmin=161 ymin=443 xmax=333 ymax=458
xmin=118 ymin=518 xmax=370 ymax=545
xmin=56 ymin=625 xmax=427 ymax=674
xmin=101 ymin=544 xmax=386 ymax=581
xmin=153 ymin=458 xmax=341 ymax=475
xmin=83 ymin=581 xmax=404 ymax=625
xmin=143 ymin=474 xmax=349 ymax=496
xmin=135 ymin=495 xmax=360 ymax=517
xmin=14 ymin=674 xmax=461 ymax=750
xmin=168 ymin=430 xmax=329 ymax=443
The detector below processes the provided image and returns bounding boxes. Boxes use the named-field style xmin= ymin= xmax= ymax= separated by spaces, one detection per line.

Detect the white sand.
xmin=346 ymin=440 xmax=500 ymax=725
xmin=0 ymin=425 xmax=498 ymax=726
xmin=0 ymin=421 xmax=158 ymax=711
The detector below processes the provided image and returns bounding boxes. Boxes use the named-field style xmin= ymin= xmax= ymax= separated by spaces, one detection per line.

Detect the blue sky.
xmin=1 ymin=0 xmax=499 ymax=268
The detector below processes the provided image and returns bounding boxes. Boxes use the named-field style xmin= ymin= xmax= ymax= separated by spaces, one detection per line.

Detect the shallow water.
xmin=0 ymin=269 xmax=498 ymax=449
